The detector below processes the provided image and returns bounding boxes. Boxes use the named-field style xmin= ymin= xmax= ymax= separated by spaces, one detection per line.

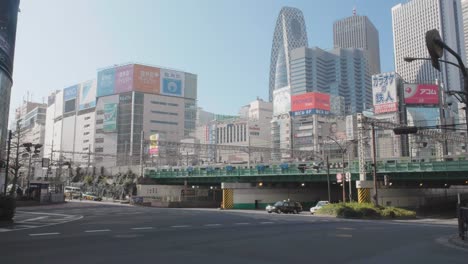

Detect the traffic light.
xmin=393 ymin=126 xmax=418 ymax=135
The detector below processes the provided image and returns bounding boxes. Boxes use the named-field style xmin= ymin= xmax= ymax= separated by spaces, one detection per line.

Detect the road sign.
xmin=345 ymin=172 xmax=351 ymax=182
xmin=336 ymin=173 xmax=343 ymax=183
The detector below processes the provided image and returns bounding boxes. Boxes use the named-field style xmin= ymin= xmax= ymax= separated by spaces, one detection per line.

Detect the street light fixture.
xmin=22 ymin=143 xmax=42 ymax=197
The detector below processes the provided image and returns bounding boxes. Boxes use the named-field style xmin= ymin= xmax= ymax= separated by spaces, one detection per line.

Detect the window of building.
xmin=168 ymin=103 xmax=178 ymax=107
xmin=83 ymin=147 xmax=89 ymax=151
xmin=151 ymin=110 xmax=178 ymax=116
xmin=83 ymin=139 xmax=89 ymax=143
xmin=84 ymin=124 xmax=90 ymax=128
xmin=95 ymin=147 xmax=104 ymax=153
xmin=96 ymin=119 xmax=103 ymax=124
xmin=84 ymin=116 xmax=91 ymax=120
xmin=84 ymin=132 xmax=90 ymax=136
xmin=95 ymin=138 xmax=104 ymax=143
xmin=151 ymin=120 xmax=178 ymax=125
xmin=151 ymin=101 xmax=167 ymax=105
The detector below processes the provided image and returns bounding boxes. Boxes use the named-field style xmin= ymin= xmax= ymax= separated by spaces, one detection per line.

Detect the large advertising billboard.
xmin=0 ymin=0 xmax=20 ymax=78
xmin=372 ymin=72 xmax=398 ymax=114
xmin=273 ymin=86 xmax=291 ymax=116
xmin=79 ymin=80 xmax=97 ymax=110
xmin=63 ymin=85 xmax=78 ymax=113
xmin=291 ymin=92 xmax=330 ymax=116
xmin=160 ymin=69 xmax=184 ymax=97
xmin=115 ymin=64 xmax=134 ymax=93
xmin=134 ymin=64 xmax=160 ymax=94
xmin=404 ymin=84 xmax=439 ymax=105
xmin=406 ymin=107 xmax=440 ymax=127
xmin=103 ymin=103 xmax=118 ymax=132
xmin=97 ymin=68 xmax=116 ymax=97
xmin=149 ymin=134 xmax=159 ymax=156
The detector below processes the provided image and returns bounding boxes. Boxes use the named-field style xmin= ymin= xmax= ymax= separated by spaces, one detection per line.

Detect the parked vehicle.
xmin=64 ymin=186 xmax=81 ymax=199
xmin=82 ymin=192 xmax=102 ymax=201
xmin=266 ymin=201 xmax=302 ymax=214
xmin=310 ymin=201 xmax=329 ymax=214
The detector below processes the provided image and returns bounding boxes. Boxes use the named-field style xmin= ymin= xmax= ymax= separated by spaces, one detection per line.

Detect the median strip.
xmin=29 ymin=232 xmax=60 ymax=236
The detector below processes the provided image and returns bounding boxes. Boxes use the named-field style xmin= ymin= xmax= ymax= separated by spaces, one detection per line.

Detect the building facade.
xmin=94 ymin=63 xmax=197 ymax=168
xmin=290 ymin=47 xmax=371 ymax=114
xmin=269 ymin=6 xmax=308 ymax=102
xmin=392 ymin=0 xmax=465 ymax=91
xmin=333 ymin=14 xmax=381 ymax=75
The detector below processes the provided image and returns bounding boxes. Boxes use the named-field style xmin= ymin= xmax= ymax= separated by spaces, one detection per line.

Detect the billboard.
xmin=406 ymin=107 xmax=440 ymax=127
xmin=404 ymin=84 xmax=439 ymax=105
xmin=273 ymin=86 xmax=291 ymax=116
xmin=97 ymin=68 xmax=116 ymax=97
xmin=103 ymin=103 xmax=118 ymax=132
xmin=115 ymin=64 xmax=134 ymax=93
xmin=0 ymin=0 xmax=20 ymax=78
xmin=134 ymin=64 xmax=160 ymax=94
xmin=372 ymin=72 xmax=398 ymax=114
xmin=291 ymin=92 xmax=330 ymax=116
xmin=160 ymin=69 xmax=184 ymax=97
xmin=63 ymin=85 xmax=78 ymax=113
xmin=79 ymin=80 xmax=97 ymax=110
xmin=149 ymin=134 xmax=159 ymax=156
xmin=320 ymin=116 xmax=347 ymax=141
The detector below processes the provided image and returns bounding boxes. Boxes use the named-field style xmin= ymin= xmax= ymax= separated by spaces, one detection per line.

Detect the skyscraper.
xmin=269 ymin=7 xmax=308 ymax=102
xmin=333 ymin=13 xmax=381 ymax=75
xmin=392 ymin=0 xmax=465 ymax=91
xmin=461 ymin=0 xmax=468 ymax=64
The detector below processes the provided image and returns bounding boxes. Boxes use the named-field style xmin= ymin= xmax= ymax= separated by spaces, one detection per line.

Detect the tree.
xmin=7 ymin=122 xmax=29 ymax=196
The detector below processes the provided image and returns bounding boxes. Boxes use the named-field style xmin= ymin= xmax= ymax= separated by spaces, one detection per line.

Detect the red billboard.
xmin=291 ymin=92 xmax=331 ymax=112
xmin=404 ymin=84 xmax=439 ymax=105
xmin=133 ymin=64 xmax=160 ymax=94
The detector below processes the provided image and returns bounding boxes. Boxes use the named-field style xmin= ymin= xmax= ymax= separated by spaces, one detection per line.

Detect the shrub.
xmin=0 ymin=195 xmax=16 ymax=221
xmin=316 ymin=202 xmax=416 ymax=219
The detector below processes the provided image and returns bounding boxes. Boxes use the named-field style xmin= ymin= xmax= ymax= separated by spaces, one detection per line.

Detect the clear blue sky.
xmin=12 ymin=0 xmax=403 ymax=117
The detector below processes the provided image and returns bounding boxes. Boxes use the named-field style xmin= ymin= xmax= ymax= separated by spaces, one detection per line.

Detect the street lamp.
xmin=327 ymin=136 xmax=356 ymax=203
xmin=424 ymin=29 xmax=468 ymax=134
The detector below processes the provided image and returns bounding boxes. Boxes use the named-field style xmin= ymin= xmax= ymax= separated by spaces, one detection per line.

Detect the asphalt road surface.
xmin=0 ymin=201 xmax=467 ymax=264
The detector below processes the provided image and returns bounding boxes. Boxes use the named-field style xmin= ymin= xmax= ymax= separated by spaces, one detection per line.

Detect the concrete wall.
xmin=137 ymin=184 xmax=209 ymax=202
xmin=378 ymin=186 xmax=468 ymax=208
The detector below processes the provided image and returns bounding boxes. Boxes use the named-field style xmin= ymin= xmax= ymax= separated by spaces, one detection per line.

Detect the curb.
xmin=448 ymin=235 xmax=468 ymax=249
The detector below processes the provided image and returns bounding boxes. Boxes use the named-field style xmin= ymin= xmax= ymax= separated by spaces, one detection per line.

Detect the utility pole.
xmin=87 ymin=144 xmax=91 ymax=175
xmin=371 ymin=123 xmax=378 ymax=206
xmin=139 ymin=131 xmax=144 ymax=177
xmin=326 ymin=155 xmax=331 ymax=202
xmin=348 ymin=151 xmax=352 ymax=202
xmin=3 ymin=130 xmax=12 ymax=194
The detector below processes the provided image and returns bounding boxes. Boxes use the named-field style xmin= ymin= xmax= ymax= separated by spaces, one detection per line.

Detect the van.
xmin=64 ymin=186 xmax=81 ymax=199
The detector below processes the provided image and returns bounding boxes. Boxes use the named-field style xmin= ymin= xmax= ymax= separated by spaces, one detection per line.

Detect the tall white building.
xmin=392 ymin=0 xmax=465 ymax=91
xmin=334 ymin=14 xmax=381 ymax=75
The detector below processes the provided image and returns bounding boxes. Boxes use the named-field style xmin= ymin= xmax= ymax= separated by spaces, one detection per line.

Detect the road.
xmin=0 ymin=201 xmax=466 ymax=264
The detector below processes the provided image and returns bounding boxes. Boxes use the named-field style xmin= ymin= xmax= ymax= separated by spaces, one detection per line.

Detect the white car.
xmin=310 ymin=201 xmax=329 ymax=214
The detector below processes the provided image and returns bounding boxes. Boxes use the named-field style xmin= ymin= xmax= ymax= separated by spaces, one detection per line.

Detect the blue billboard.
xmin=97 ymin=68 xmax=116 ymax=97
xmin=162 ymin=78 xmax=182 ymax=96
xmin=63 ymin=85 xmax=78 ymax=101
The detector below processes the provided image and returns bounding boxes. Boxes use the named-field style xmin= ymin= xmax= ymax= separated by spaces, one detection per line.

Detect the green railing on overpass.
xmin=144 ymin=160 xmax=468 ymax=183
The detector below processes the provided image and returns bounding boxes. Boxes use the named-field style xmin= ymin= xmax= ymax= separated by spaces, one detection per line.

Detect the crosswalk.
xmin=0 ymin=211 xmax=82 ymax=232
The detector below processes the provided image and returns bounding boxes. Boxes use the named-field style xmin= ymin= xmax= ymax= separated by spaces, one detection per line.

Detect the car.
xmin=82 ymin=192 xmax=102 ymax=201
xmin=310 ymin=201 xmax=329 ymax=214
xmin=266 ymin=201 xmax=302 ymax=214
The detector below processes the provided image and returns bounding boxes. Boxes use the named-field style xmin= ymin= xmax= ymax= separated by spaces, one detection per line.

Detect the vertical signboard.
xmin=346 ymin=115 xmax=355 ymax=140
xmin=160 ymin=69 xmax=184 ymax=97
xmin=149 ymin=134 xmax=159 ymax=156
xmin=97 ymin=68 xmax=116 ymax=97
xmin=79 ymin=80 xmax=97 ymax=110
xmin=103 ymin=103 xmax=117 ymax=132
xmin=63 ymin=85 xmax=78 ymax=113
xmin=115 ymin=64 xmax=134 ymax=93
xmin=134 ymin=64 xmax=160 ymax=94
xmin=372 ymin=72 xmax=398 ymax=114
xmin=404 ymin=84 xmax=439 ymax=105
xmin=0 ymin=0 xmax=20 ymax=78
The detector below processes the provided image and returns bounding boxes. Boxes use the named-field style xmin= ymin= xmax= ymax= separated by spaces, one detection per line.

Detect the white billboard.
xmin=160 ymin=69 xmax=185 ymax=97
xmin=79 ymin=80 xmax=97 ymax=110
xmin=372 ymin=72 xmax=399 ymax=114
xmin=273 ymin=86 xmax=291 ymax=116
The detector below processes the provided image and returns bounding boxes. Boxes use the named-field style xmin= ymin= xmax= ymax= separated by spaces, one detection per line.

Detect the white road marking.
xmin=131 ymin=227 xmax=153 ymax=230
xmin=332 ymin=234 xmax=353 ymax=238
xmin=260 ymin=222 xmax=275 ymax=224
xmin=22 ymin=216 xmax=49 ymax=222
xmin=171 ymin=225 xmax=190 ymax=228
xmin=0 ymin=228 xmax=10 ymax=232
xmin=204 ymin=224 xmax=222 ymax=227
xmin=29 ymin=232 xmax=60 ymax=236
xmin=85 ymin=229 xmax=111 ymax=233
xmin=336 ymin=227 xmax=355 ymax=230
xmin=234 ymin=223 xmax=250 ymax=225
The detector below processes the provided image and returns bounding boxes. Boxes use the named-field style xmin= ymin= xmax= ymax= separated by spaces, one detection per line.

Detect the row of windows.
xmin=151 ymin=101 xmax=179 ymax=107
xmin=216 ymin=124 xmax=248 ymax=144
xmin=151 ymin=120 xmax=178 ymax=126
xmin=152 ymin=110 xmax=178 ymax=116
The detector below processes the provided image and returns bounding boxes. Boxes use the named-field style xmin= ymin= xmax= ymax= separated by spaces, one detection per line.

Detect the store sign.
xmin=404 ymin=84 xmax=439 ymax=105
xmin=372 ymin=72 xmax=398 ymax=114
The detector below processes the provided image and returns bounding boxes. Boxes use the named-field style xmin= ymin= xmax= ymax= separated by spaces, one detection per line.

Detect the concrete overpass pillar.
xmin=357 ymin=114 xmax=371 ymax=203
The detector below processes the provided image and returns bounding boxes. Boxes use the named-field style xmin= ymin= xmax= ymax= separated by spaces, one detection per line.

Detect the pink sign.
xmin=404 ymin=84 xmax=439 ymax=105
xmin=115 ymin=64 xmax=134 ymax=93
xmin=374 ymin=103 xmax=398 ymax=114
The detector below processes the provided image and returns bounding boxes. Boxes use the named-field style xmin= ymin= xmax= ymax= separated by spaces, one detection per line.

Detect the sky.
xmin=11 ymin=0 xmax=404 ymax=117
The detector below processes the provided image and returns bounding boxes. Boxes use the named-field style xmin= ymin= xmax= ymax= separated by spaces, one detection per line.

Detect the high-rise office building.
xmin=392 ymin=0 xmax=465 ymax=91
xmin=333 ymin=13 xmax=381 ymax=75
xmin=290 ymin=47 xmax=371 ymax=114
xmin=269 ymin=7 xmax=308 ymax=102
xmin=461 ymin=0 xmax=468 ymax=64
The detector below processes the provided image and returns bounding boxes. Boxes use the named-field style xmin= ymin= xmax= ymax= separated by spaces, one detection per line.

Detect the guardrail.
xmin=458 ymin=206 xmax=468 ymax=240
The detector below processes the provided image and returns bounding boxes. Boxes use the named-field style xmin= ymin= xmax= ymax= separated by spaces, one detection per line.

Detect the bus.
xmin=64 ymin=186 xmax=81 ymax=199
